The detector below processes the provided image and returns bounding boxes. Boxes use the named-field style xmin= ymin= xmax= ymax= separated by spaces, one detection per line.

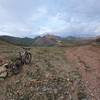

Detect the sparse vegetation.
xmin=1 ymin=37 xmax=99 ymax=100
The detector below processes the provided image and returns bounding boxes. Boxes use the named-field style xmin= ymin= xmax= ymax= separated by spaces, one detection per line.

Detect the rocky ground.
xmin=0 ymin=45 xmax=88 ymax=100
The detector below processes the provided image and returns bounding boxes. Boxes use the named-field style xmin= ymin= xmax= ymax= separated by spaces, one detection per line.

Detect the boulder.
xmin=0 ymin=64 xmax=8 ymax=79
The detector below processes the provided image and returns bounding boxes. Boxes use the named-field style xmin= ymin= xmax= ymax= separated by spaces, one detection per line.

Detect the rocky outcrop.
xmin=0 ymin=64 xmax=8 ymax=79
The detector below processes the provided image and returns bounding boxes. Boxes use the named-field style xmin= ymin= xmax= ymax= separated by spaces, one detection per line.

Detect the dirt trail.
xmin=66 ymin=45 xmax=100 ymax=100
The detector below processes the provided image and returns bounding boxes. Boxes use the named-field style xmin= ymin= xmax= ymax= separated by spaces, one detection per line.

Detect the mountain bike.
xmin=19 ymin=47 xmax=32 ymax=64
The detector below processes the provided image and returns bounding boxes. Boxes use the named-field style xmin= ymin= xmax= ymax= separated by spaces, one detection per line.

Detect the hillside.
xmin=0 ymin=39 xmax=14 ymax=46
xmin=0 ymin=42 xmax=89 ymax=100
xmin=33 ymin=34 xmax=62 ymax=46
xmin=0 ymin=35 xmax=62 ymax=46
xmin=0 ymin=38 xmax=100 ymax=99
xmin=0 ymin=36 xmax=34 ymax=46
xmin=0 ymin=35 xmax=96 ymax=47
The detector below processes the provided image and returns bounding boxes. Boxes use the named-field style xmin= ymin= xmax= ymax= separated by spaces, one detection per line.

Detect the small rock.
xmin=53 ymin=88 xmax=58 ymax=94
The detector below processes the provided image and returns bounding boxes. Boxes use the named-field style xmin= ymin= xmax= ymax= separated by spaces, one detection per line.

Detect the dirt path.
xmin=66 ymin=45 xmax=100 ymax=100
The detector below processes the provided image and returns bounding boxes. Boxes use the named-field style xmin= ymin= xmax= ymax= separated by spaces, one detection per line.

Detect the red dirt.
xmin=66 ymin=45 xmax=100 ymax=100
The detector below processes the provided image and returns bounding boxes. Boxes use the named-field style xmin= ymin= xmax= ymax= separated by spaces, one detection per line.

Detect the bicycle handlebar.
xmin=22 ymin=47 xmax=31 ymax=50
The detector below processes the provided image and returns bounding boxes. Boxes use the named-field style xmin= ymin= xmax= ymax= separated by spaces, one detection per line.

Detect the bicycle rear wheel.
xmin=25 ymin=53 xmax=32 ymax=64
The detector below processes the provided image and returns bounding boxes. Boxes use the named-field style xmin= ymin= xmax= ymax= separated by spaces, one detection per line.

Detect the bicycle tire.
xmin=25 ymin=52 xmax=32 ymax=64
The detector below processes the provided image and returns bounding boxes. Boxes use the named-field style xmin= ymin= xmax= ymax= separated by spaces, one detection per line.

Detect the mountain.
xmin=0 ymin=34 xmax=96 ymax=46
xmin=0 ymin=36 xmax=34 ymax=46
xmin=33 ymin=34 xmax=62 ymax=46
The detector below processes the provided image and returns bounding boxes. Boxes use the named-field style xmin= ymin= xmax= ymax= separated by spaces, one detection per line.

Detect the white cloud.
xmin=0 ymin=0 xmax=100 ymax=37
xmin=30 ymin=7 xmax=48 ymax=21
xmin=0 ymin=31 xmax=13 ymax=36
xmin=37 ymin=12 xmax=68 ymax=34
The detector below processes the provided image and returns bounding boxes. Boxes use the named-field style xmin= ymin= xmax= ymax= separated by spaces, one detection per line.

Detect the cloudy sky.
xmin=0 ymin=0 xmax=100 ymax=37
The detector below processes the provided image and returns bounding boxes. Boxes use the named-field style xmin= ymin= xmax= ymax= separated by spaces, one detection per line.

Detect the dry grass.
xmin=0 ymin=41 xmax=88 ymax=100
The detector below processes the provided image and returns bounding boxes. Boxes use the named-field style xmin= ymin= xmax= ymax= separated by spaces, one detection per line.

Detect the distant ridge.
xmin=0 ymin=35 xmax=34 ymax=46
xmin=0 ymin=34 xmax=97 ymax=46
